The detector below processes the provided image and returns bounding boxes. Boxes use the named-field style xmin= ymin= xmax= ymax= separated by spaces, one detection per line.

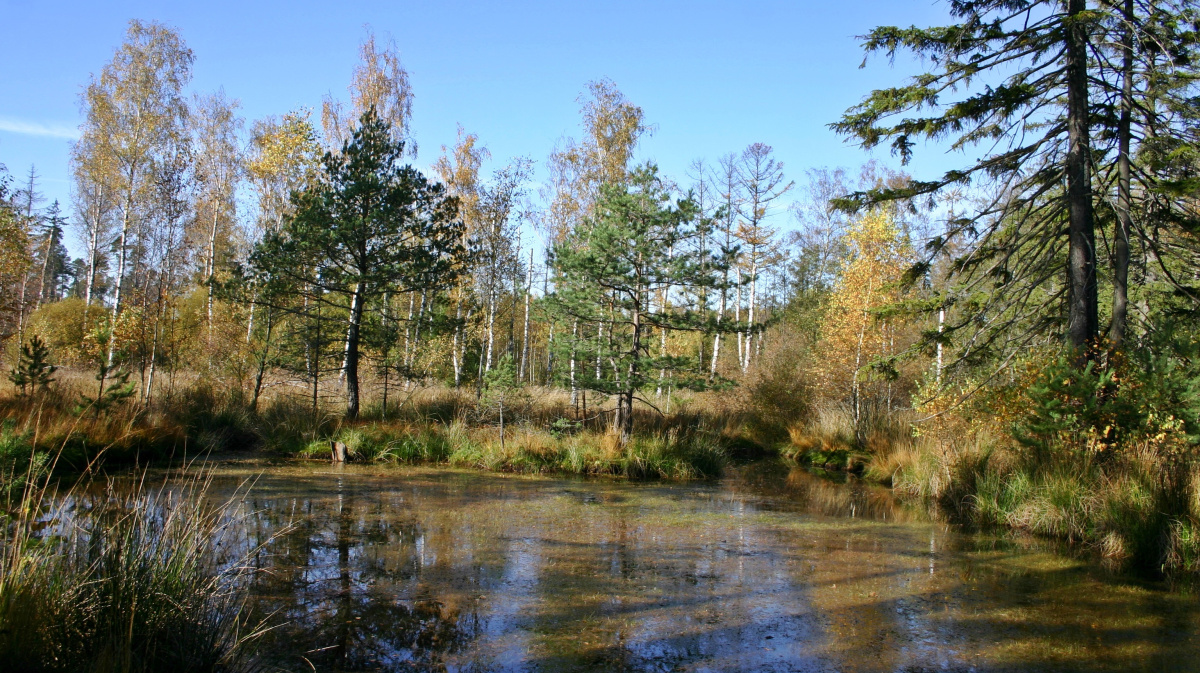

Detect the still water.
xmin=194 ymin=461 xmax=1198 ymax=672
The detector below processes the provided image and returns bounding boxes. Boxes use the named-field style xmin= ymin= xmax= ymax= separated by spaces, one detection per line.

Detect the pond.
xmin=190 ymin=461 xmax=1198 ymax=672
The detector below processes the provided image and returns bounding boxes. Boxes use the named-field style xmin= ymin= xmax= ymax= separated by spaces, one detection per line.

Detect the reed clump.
xmin=0 ymin=462 xmax=266 ymax=673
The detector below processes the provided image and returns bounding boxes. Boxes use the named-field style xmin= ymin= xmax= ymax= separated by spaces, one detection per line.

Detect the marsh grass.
xmin=775 ymin=380 xmax=1200 ymax=578
xmin=0 ymin=441 xmax=271 ymax=672
xmin=308 ymin=414 xmax=728 ymax=479
xmin=247 ymin=384 xmax=741 ymax=479
xmin=0 ymin=371 xmax=301 ymax=671
xmin=1 ymin=374 xmax=747 ymax=480
xmin=875 ymin=427 xmax=1200 ymax=574
xmin=783 ymin=401 xmax=916 ymax=474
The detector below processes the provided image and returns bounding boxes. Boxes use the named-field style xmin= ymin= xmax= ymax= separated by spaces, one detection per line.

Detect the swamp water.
xmin=178 ymin=462 xmax=1197 ymax=672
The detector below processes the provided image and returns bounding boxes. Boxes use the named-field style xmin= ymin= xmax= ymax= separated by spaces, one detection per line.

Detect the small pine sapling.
xmin=9 ymin=335 xmax=57 ymax=397
xmin=77 ymin=361 xmax=136 ymax=415
xmin=481 ymin=355 xmax=527 ymax=452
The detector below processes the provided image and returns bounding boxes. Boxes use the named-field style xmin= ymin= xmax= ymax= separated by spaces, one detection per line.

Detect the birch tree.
xmin=191 ymin=90 xmax=243 ymax=336
xmin=433 ymin=127 xmax=488 ymax=386
xmin=323 ymin=30 xmax=415 ymax=154
xmin=816 ymin=210 xmax=910 ymax=436
xmin=71 ymin=135 xmax=115 ymax=321
xmin=76 ymin=19 xmax=192 ymax=381
xmin=476 ymin=160 xmax=532 ymax=376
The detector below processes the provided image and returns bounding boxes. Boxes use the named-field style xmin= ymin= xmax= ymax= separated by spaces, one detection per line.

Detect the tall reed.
xmin=0 ymin=460 xmax=268 ymax=673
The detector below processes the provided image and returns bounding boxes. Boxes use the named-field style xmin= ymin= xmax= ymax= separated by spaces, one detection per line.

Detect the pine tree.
xmin=251 ymin=109 xmax=466 ymax=418
xmin=9 ymin=336 xmax=57 ymax=397
xmin=480 ymin=354 xmax=526 ymax=452
xmin=550 ymin=165 xmax=733 ymax=441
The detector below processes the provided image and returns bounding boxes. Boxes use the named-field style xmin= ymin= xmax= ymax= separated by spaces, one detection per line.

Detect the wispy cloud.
xmin=0 ymin=117 xmax=79 ymax=140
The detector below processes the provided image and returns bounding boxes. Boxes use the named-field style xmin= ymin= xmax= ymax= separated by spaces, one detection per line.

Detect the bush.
xmin=23 ymin=298 xmax=97 ymax=367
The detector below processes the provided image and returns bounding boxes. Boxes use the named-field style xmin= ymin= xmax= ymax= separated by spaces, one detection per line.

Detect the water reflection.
xmin=160 ymin=463 xmax=1200 ymax=672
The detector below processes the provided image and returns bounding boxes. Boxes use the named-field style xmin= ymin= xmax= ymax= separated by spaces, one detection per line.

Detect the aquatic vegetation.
xmin=0 ymin=470 xmax=267 ymax=673
xmin=304 ymin=418 xmax=727 ymax=479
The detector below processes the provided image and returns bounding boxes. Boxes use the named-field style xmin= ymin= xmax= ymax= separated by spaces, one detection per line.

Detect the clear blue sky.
xmin=0 ymin=0 xmax=960 ymax=252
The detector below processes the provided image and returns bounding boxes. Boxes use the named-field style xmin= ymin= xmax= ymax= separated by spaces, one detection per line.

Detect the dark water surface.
xmin=190 ymin=462 xmax=1198 ymax=672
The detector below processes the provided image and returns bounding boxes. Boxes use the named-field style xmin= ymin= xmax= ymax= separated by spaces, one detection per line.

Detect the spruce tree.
xmin=833 ymin=0 xmax=1200 ymax=368
xmin=829 ymin=1 xmax=1100 ymax=361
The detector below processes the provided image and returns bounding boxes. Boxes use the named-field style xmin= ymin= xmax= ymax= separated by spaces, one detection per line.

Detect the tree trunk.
xmin=617 ymin=294 xmax=641 ymax=442
xmin=106 ymin=199 xmax=133 ymax=371
xmin=206 ymin=206 xmax=218 ymax=337
xmin=251 ymin=309 xmax=274 ymax=411
xmin=312 ymin=294 xmax=321 ymax=417
xmin=711 ymin=283 xmax=726 ymax=378
xmin=743 ymin=256 xmax=757 ymax=373
xmin=1065 ymin=0 xmax=1098 ymax=353
xmin=416 ymin=289 xmax=428 ymax=353
xmin=452 ymin=294 xmax=464 ymax=386
xmin=936 ymin=307 xmax=945 ymax=384
xmin=403 ymin=291 xmax=415 ymax=371
xmin=245 ymin=292 xmax=257 ymax=345
xmin=36 ymin=227 xmax=56 ymax=309
xmin=1108 ymin=0 xmax=1133 ymax=354
xmin=734 ymin=266 xmax=744 ymax=366
xmin=83 ymin=183 xmax=104 ymax=319
xmin=485 ymin=285 xmax=497 ymax=372
xmin=657 ymin=244 xmax=673 ymax=396
xmin=569 ymin=320 xmax=579 ymax=407
xmin=84 ymin=234 xmax=99 ymax=313
xmin=344 ymin=287 xmax=364 ymax=418
xmin=144 ymin=316 xmax=159 ymax=403
xmin=596 ymin=319 xmax=604 ymax=380
xmin=520 ymin=248 xmax=533 ymax=380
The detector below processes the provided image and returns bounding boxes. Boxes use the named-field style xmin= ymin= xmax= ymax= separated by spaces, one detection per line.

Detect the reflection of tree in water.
xmin=245 ymin=483 xmax=477 ymax=672
xmin=181 ymin=469 xmax=1200 ymax=673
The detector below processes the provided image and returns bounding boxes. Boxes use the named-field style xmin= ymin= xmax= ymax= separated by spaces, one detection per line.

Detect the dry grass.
xmin=781 ymin=400 xmax=918 ymax=474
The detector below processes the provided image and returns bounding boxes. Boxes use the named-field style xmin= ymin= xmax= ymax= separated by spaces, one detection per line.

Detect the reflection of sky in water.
xmin=127 ymin=463 xmax=1200 ymax=672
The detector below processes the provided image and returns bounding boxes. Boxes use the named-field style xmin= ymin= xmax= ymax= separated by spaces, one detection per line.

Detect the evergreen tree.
xmin=9 ymin=335 xmax=57 ymax=396
xmin=550 ymin=165 xmax=733 ymax=440
xmin=480 ymin=354 xmax=526 ymax=452
xmin=829 ymin=2 xmax=1109 ymax=361
xmin=252 ymin=108 xmax=466 ymax=418
xmin=34 ymin=200 xmax=70 ymax=307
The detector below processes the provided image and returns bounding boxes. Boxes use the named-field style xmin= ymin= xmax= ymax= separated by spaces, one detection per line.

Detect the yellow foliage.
xmin=0 ymin=204 xmax=30 ymax=338
xmin=25 ymin=298 xmax=104 ymax=365
xmin=814 ymin=210 xmax=909 ymax=402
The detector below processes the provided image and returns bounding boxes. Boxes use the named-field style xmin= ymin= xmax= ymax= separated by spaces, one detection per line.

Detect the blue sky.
xmin=0 ymin=0 xmax=961 ymax=253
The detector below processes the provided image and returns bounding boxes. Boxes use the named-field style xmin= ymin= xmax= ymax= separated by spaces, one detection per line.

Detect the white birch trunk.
xmin=734 ymin=266 xmax=743 ymax=368
xmin=107 ymin=201 xmax=133 ymax=368
xmin=743 ymin=257 xmax=757 ymax=373
xmin=519 ymin=248 xmax=533 ymax=381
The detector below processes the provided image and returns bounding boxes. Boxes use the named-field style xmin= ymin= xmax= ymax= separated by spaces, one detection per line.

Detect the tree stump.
xmin=331 ymin=440 xmax=348 ymax=463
